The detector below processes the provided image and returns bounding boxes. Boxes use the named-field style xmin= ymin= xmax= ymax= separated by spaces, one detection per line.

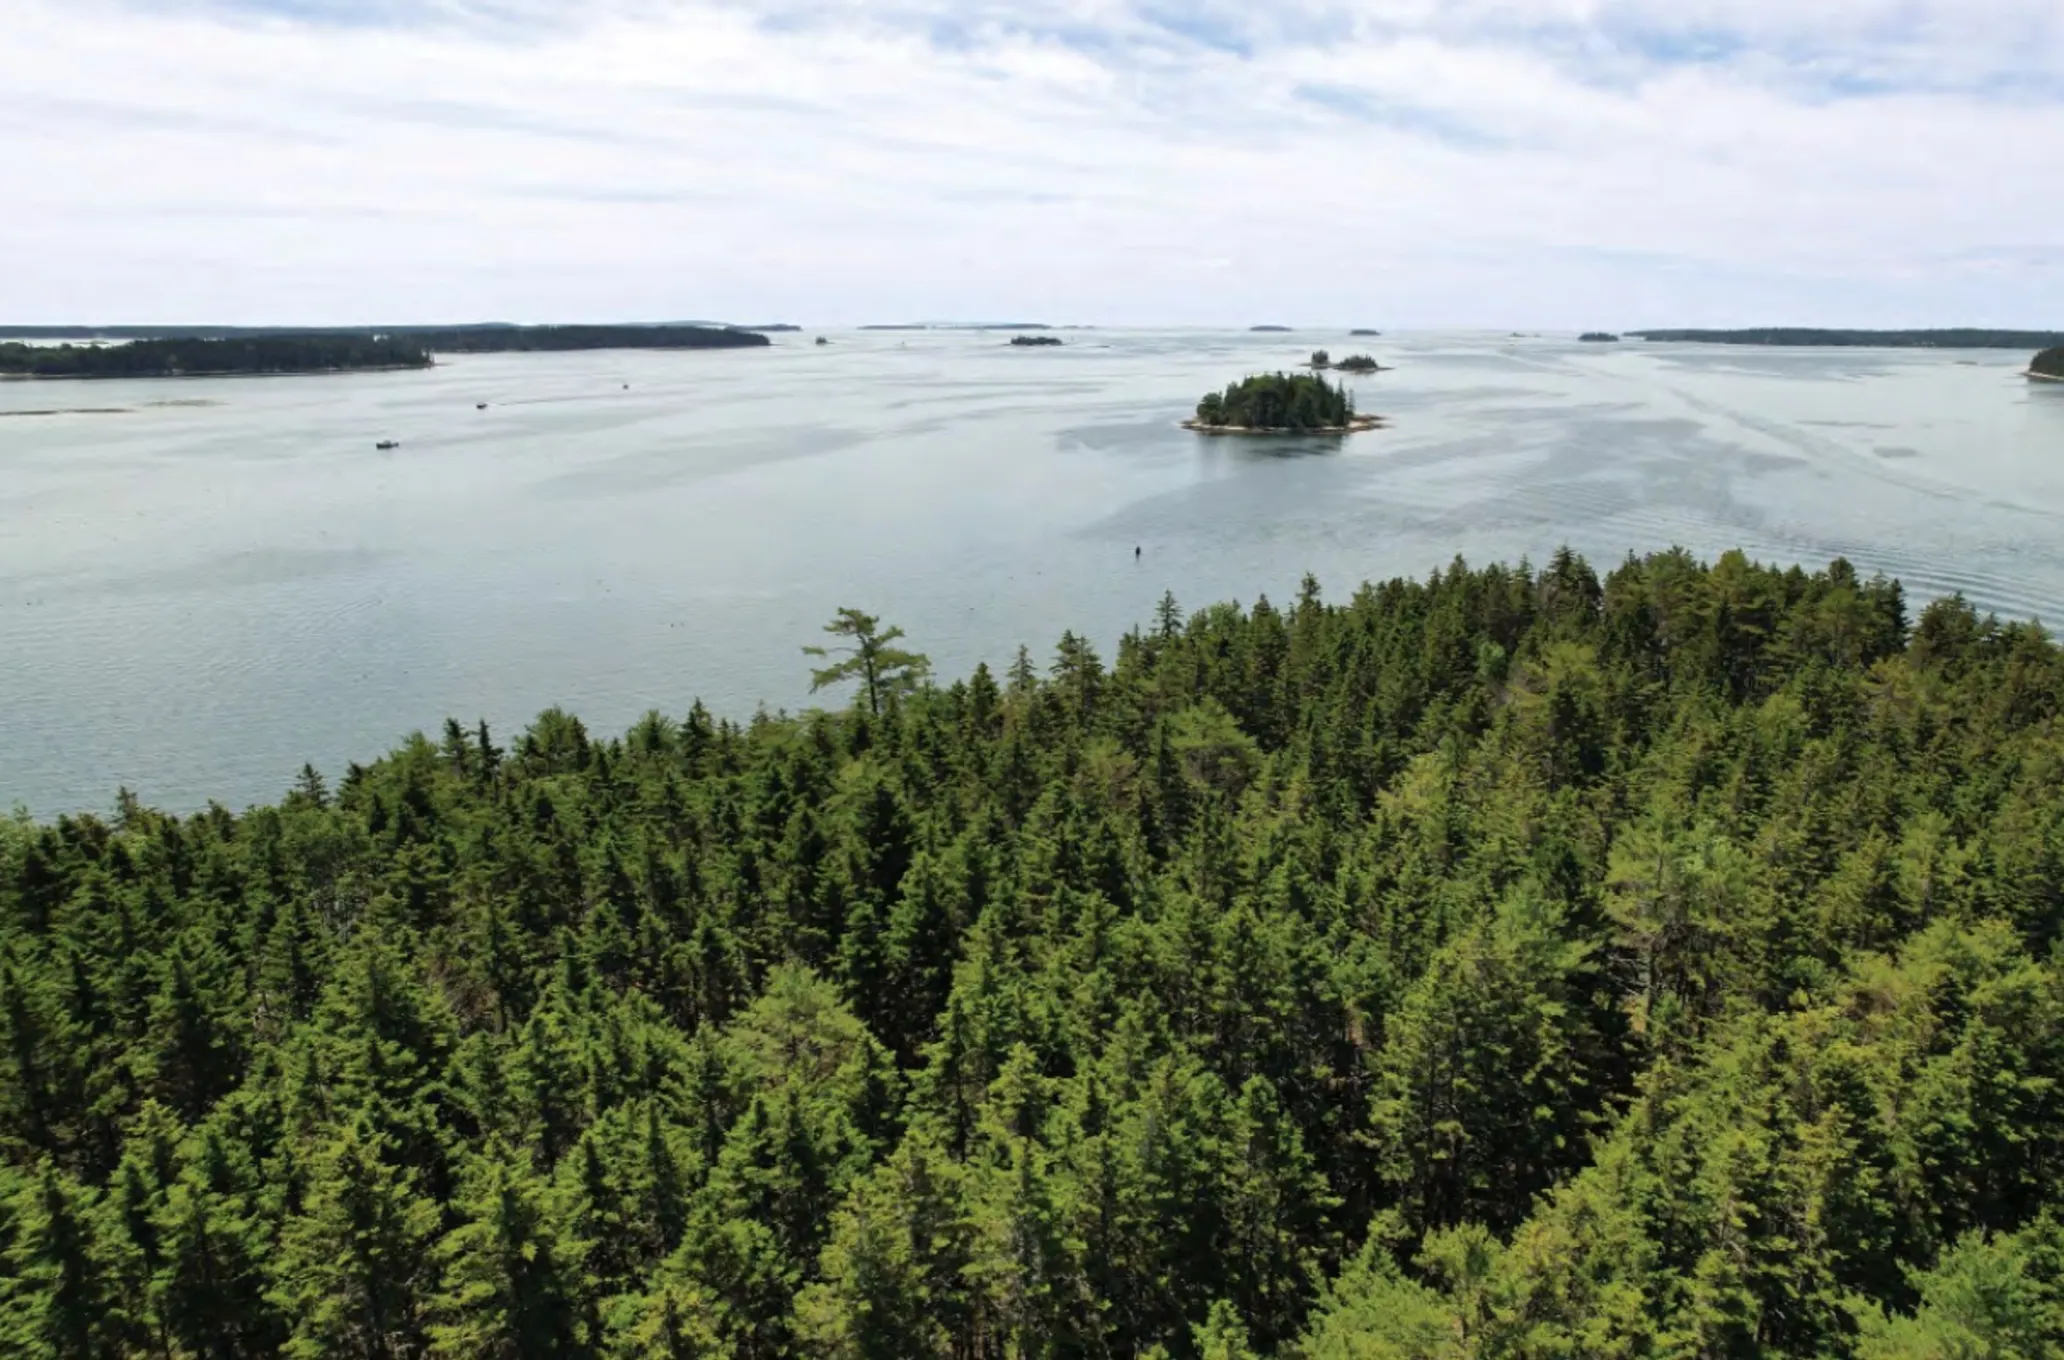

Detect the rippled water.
xmin=4 ymin=329 xmax=2061 ymax=814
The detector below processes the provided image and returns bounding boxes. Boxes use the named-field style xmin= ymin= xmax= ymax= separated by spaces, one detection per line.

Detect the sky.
xmin=3 ymin=0 xmax=2062 ymax=328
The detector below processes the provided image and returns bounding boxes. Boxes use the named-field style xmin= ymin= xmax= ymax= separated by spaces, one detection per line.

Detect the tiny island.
xmin=1307 ymin=350 xmax=1386 ymax=373
xmin=1185 ymin=372 xmax=1382 ymax=435
xmin=2031 ymin=346 xmax=2064 ymax=382
xmin=1579 ymin=332 xmax=1622 ymax=343
xmin=1350 ymin=328 xmax=1382 ymax=337
xmin=1009 ymin=335 xmax=1063 ymax=347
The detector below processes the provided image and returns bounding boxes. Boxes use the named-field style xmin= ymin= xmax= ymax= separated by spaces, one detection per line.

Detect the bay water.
xmin=4 ymin=329 xmax=2061 ymax=815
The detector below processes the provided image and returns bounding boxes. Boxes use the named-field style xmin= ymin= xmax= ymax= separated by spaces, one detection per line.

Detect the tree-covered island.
xmin=0 ymin=334 xmax=433 ymax=379
xmin=1308 ymin=351 xmax=1386 ymax=374
xmin=1579 ymin=331 xmax=1621 ymax=343
xmin=1008 ymin=335 xmax=1063 ymax=347
xmin=1187 ymin=371 xmax=1382 ymax=433
xmin=2033 ymin=346 xmax=2064 ymax=380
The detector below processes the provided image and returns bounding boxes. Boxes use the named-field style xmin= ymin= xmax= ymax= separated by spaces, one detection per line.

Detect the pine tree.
xmin=804 ymin=611 xmax=931 ymax=717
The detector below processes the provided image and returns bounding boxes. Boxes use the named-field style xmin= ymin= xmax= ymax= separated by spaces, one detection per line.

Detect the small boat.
xmin=476 ymin=402 xmax=488 ymax=410
xmin=375 ymin=440 xmax=399 ymax=450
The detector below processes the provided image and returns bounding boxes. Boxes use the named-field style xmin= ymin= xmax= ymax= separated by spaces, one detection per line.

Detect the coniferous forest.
xmin=1194 ymin=374 xmax=1356 ymax=432
xmin=8 ymin=549 xmax=2064 ymax=1358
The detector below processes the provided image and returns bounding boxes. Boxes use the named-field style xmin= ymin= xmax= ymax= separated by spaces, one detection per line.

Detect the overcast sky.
xmin=5 ymin=0 xmax=2061 ymax=328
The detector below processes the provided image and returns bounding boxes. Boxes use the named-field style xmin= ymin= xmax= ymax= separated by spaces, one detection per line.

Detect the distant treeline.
xmin=1635 ymin=328 xmax=2064 ymax=349
xmin=0 ymin=323 xmax=792 ymax=341
xmin=0 ymin=335 xmax=432 ymax=379
xmin=408 ymin=325 xmax=769 ymax=353
xmin=859 ymin=323 xmax=1052 ymax=331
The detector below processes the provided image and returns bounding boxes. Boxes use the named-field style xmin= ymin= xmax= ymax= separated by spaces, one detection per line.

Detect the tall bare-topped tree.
xmin=804 ymin=608 xmax=931 ymax=716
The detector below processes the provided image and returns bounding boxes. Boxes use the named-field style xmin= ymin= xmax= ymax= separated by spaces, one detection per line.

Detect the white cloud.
xmin=2 ymin=0 xmax=2061 ymax=325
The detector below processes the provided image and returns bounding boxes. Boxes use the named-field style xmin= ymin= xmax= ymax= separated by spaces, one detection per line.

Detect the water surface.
xmin=5 ymin=330 xmax=2061 ymax=814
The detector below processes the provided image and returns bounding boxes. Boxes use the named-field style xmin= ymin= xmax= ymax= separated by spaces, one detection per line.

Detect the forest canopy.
xmin=0 ymin=334 xmax=433 ymax=378
xmin=2033 ymin=346 xmax=2064 ymax=378
xmin=1194 ymin=372 xmax=1357 ymax=430
xmin=8 ymin=549 xmax=2064 ymax=1357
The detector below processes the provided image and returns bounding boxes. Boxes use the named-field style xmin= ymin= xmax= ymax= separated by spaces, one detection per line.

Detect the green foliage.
xmin=2034 ymin=347 xmax=2064 ymax=379
xmin=1194 ymin=373 xmax=1356 ymax=430
xmin=1853 ymin=1225 xmax=2064 ymax=1359
xmin=10 ymin=549 xmax=2064 ymax=1356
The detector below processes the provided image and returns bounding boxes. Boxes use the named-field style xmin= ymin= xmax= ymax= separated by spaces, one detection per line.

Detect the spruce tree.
xmin=428 ymin=1146 xmax=590 ymax=1360
xmin=270 ymin=1120 xmax=441 ymax=1360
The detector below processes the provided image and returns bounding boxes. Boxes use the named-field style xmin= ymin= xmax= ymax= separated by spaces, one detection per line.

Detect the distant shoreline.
xmin=2031 ymin=371 xmax=2064 ymax=383
xmin=1635 ymin=328 xmax=2064 ymax=350
xmin=0 ymin=363 xmax=433 ymax=382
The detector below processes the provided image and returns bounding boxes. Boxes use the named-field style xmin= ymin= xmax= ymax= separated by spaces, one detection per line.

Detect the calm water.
xmin=5 ymin=330 xmax=2062 ymax=815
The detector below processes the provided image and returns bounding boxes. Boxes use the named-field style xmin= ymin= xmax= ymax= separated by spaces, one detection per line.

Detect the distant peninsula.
xmin=1634 ymin=328 xmax=2064 ymax=350
xmin=0 ymin=334 xmax=432 ymax=380
xmin=1186 ymin=372 xmax=1381 ymax=435
xmin=2033 ymin=347 xmax=2064 ymax=381
xmin=1010 ymin=335 xmax=1063 ymax=347
xmin=858 ymin=323 xmax=1052 ymax=332
xmin=410 ymin=325 xmax=769 ymax=353
xmin=0 ymin=321 xmax=782 ymax=344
